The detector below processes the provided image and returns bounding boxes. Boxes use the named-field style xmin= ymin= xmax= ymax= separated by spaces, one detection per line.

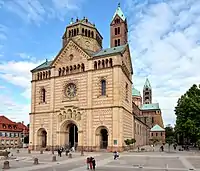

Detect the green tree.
xmin=165 ymin=125 xmax=174 ymax=138
xmin=175 ymin=84 xmax=200 ymax=144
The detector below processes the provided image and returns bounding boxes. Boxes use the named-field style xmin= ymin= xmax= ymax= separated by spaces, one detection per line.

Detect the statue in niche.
xmin=76 ymin=112 xmax=81 ymax=121
xmin=63 ymin=111 xmax=67 ymax=119
xmin=72 ymin=110 xmax=76 ymax=120
xmin=67 ymin=109 xmax=72 ymax=119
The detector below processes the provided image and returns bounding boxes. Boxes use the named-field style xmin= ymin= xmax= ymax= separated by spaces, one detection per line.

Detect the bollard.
xmin=28 ymin=149 xmax=31 ymax=154
xmin=40 ymin=150 xmax=43 ymax=154
xmin=3 ymin=161 xmax=10 ymax=169
xmin=81 ymin=150 xmax=84 ymax=156
xmin=68 ymin=153 xmax=72 ymax=158
xmin=33 ymin=158 xmax=39 ymax=165
xmin=52 ymin=155 xmax=56 ymax=162
xmin=16 ymin=149 xmax=19 ymax=153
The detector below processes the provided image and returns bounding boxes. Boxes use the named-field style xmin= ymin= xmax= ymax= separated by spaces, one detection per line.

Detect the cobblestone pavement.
xmin=2 ymin=147 xmax=200 ymax=171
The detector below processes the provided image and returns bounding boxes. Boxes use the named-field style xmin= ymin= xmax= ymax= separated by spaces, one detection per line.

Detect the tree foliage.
xmin=124 ymin=138 xmax=136 ymax=146
xmin=165 ymin=125 xmax=174 ymax=139
xmin=175 ymin=84 xmax=200 ymax=144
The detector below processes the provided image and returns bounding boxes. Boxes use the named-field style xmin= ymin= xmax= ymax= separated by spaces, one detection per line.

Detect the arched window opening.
xmin=43 ymin=72 xmax=45 ymax=79
xmin=58 ymin=68 xmax=61 ymax=76
xmin=45 ymin=71 xmax=48 ymax=78
xmin=74 ymin=29 xmax=76 ymax=36
xmin=37 ymin=73 xmax=40 ymax=80
xmin=69 ymin=30 xmax=71 ymax=37
xmin=77 ymin=28 xmax=79 ymax=35
xmin=109 ymin=58 xmax=113 ymax=67
xmin=101 ymin=79 xmax=106 ymax=96
xmin=71 ymin=30 xmax=74 ymax=37
xmin=70 ymin=66 xmax=73 ymax=72
xmin=48 ymin=70 xmax=51 ymax=78
xmin=118 ymin=27 xmax=120 ymax=34
xmin=105 ymin=59 xmax=108 ymax=67
xmin=81 ymin=63 xmax=85 ymax=72
xmin=77 ymin=64 xmax=80 ymax=71
xmin=115 ymin=28 xmax=117 ymax=35
xmin=98 ymin=60 xmax=101 ymax=69
xmin=118 ymin=39 xmax=120 ymax=46
xmin=125 ymin=83 xmax=128 ymax=100
xmin=115 ymin=40 xmax=117 ymax=47
xmin=94 ymin=61 xmax=97 ymax=70
xmin=66 ymin=66 xmax=69 ymax=74
xmin=82 ymin=28 xmax=84 ymax=34
xmin=62 ymin=67 xmax=65 ymax=76
xmin=91 ymin=31 xmax=94 ymax=38
xmin=74 ymin=65 xmax=76 ymax=71
xmin=85 ymin=29 xmax=88 ymax=36
xmin=102 ymin=60 xmax=105 ymax=68
xmin=88 ymin=30 xmax=91 ymax=37
xmin=41 ymin=88 xmax=46 ymax=103
xmin=40 ymin=72 xmax=42 ymax=80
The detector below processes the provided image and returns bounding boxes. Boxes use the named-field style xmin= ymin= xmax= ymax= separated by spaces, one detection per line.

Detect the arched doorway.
xmin=37 ymin=128 xmax=47 ymax=148
xmin=68 ymin=123 xmax=78 ymax=148
xmin=100 ymin=129 xmax=108 ymax=149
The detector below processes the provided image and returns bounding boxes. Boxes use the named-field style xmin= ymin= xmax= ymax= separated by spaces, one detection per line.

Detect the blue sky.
xmin=0 ymin=0 xmax=200 ymax=126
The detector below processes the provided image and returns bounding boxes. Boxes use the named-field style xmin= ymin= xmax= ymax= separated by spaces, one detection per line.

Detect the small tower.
xmin=62 ymin=17 xmax=103 ymax=52
xmin=143 ymin=78 xmax=152 ymax=104
xmin=110 ymin=3 xmax=128 ymax=47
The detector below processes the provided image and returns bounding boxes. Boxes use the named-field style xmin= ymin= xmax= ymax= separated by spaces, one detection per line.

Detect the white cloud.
xmin=1 ymin=0 xmax=85 ymax=25
xmin=126 ymin=0 xmax=200 ymax=126
xmin=0 ymin=59 xmax=42 ymax=123
xmin=0 ymin=94 xmax=29 ymax=124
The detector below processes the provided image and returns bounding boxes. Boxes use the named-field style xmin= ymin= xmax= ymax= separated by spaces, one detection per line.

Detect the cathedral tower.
xmin=143 ymin=78 xmax=152 ymax=104
xmin=110 ymin=3 xmax=128 ymax=47
xmin=62 ymin=17 xmax=103 ymax=52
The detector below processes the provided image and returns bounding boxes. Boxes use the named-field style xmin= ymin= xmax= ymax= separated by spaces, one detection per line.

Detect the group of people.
xmin=86 ymin=157 xmax=96 ymax=170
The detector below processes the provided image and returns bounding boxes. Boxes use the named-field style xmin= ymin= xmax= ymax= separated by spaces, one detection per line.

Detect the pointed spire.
xmin=112 ymin=3 xmax=126 ymax=21
xmin=144 ymin=78 xmax=151 ymax=89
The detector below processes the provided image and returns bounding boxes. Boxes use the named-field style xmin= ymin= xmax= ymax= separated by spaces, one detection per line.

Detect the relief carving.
xmin=57 ymin=107 xmax=82 ymax=122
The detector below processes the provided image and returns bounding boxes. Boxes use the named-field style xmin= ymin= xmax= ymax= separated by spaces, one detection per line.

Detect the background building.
xmin=0 ymin=116 xmax=29 ymax=148
xmin=132 ymin=78 xmax=165 ymax=143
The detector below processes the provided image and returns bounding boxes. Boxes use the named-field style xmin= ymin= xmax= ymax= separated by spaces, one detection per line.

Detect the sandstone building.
xmin=132 ymin=79 xmax=165 ymax=143
xmin=29 ymin=4 xmax=163 ymax=151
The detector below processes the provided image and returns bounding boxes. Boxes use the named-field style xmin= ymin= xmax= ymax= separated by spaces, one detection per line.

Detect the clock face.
xmin=66 ymin=83 xmax=77 ymax=98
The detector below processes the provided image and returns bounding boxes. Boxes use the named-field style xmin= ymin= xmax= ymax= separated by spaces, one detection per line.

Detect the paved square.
xmin=1 ymin=148 xmax=200 ymax=171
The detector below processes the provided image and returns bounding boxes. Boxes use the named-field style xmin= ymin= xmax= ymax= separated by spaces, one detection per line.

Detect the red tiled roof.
xmin=0 ymin=115 xmax=29 ymax=133
xmin=0 ymin=116 xmax=15 ymax=124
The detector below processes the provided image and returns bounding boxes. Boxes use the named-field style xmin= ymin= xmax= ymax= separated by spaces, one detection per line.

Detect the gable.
xmin=151 ymin=124 xmax=165 ymax=132
xmin=51 ymin=39 xmax=91 ymax=67
xmin=121 ymin=45 xmax=133 ymax=75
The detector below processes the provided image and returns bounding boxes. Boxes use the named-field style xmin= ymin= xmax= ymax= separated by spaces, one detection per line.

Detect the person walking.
xmin=89 ymin=157 xmax=93 ymax=170
xmin=92 ymin=158 xmax=96 ymax=170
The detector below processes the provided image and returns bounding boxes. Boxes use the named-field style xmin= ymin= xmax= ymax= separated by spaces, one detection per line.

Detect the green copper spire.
xmin=112 ymin=3 xmax=126 ymax=21
xmin=144 ymin=78 xmax=151 ymax=89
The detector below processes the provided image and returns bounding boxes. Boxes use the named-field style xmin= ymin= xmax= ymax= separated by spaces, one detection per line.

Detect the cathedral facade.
xmin=29 ymin=4 xmax=163 ymax=152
